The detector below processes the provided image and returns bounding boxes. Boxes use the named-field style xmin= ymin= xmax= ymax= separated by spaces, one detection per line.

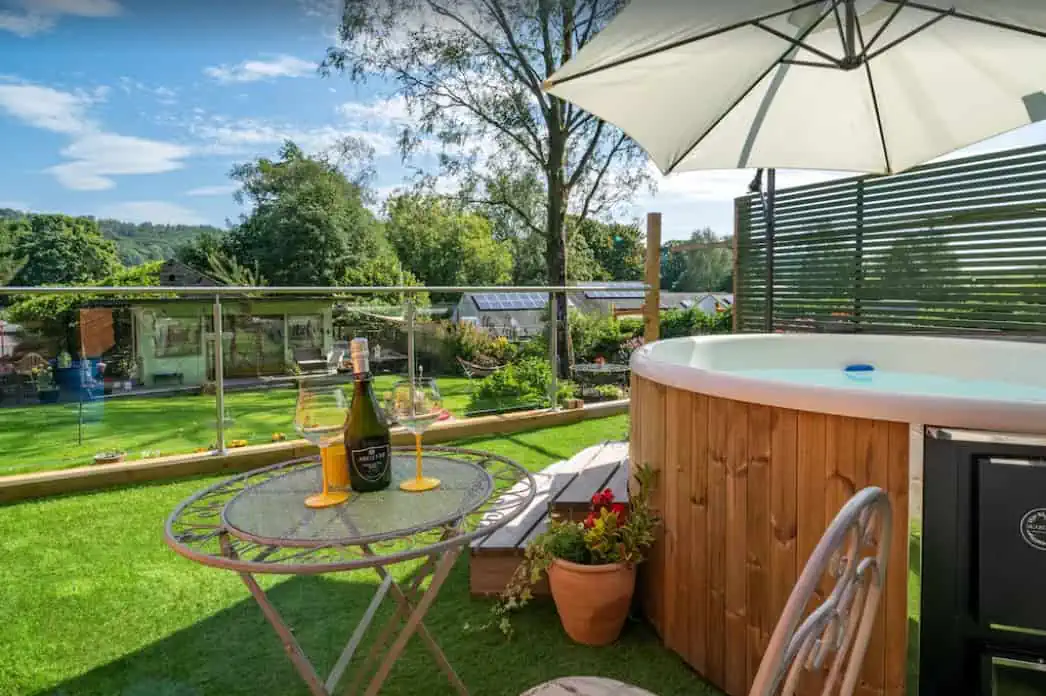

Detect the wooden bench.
xmin=469 ymin=441 xmax=630 ymax=596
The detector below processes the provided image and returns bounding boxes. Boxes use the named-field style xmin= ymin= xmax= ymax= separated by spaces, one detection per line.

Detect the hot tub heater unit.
xmin=921 ymin=428 xmax=1046 ymax=695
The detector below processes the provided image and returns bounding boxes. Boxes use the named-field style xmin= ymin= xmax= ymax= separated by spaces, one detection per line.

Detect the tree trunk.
xmin=546 ymin=129 xmax=572 ymax=378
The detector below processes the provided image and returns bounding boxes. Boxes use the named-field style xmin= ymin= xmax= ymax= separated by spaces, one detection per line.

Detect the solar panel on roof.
xmin=472 ymin=292 xmax=548 ymax=311
xmin=584 ymin=289 xmax=646 ymax=300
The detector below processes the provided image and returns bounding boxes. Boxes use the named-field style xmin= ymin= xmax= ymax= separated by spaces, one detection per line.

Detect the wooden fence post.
xmin=645 ymin=212 xmax=662 ymax=342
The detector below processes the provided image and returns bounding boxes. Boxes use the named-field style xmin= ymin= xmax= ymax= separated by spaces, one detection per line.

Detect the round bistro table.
xmin=165 ymin=446 xmax=536 ymax=696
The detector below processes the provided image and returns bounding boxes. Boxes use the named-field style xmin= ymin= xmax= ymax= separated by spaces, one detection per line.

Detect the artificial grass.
xmin=0 ymin=376 xmax=474 ymax=476
xmin=0 ymin=415 xmax=714 ymax=696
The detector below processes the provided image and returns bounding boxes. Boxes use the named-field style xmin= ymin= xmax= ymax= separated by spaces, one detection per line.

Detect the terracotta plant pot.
xmin=547 ymin=559 xmax=636 ymax=646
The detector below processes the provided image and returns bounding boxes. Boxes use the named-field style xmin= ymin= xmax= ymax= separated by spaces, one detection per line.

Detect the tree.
xmin=572 ymin=217 xmax=643 ymax=281
xmin=323 ymin=0 xmax=650 ymax=375
xmin=225 ymin=141 xmax=392 ymax=286
xmin=6 ymin=214 xmax=121 ymax=286
xmin=384 ymin=194 xmax=512 ymax=290
xmin=661 ymin=228 xmax=733 ymax=292
xmin=0 ymin=222 xmax=25 ymax=285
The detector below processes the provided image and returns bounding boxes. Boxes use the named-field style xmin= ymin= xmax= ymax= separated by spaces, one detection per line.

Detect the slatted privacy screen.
xmin=735 ymin=145 xmax=1046 ymax=336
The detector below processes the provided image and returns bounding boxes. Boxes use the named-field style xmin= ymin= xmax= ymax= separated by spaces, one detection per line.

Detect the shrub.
xmin=570 ymin=310 xmax=629 ymax=363
xmin=468 ymin=357 xmax=554 ymax=413
xmin=660 ymin=307 xmax=732 ymax=338
xmin=593 ymin=384 xmax=625 ymax=401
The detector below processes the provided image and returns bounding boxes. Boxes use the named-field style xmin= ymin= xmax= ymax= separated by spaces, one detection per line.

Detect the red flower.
xmin=590 ymin=488 xmax=614 ymax=507
xmin=583 ymin=512 xmax=597 ymax=529
xmin=610 ymin=502 xmax=628 ymax=525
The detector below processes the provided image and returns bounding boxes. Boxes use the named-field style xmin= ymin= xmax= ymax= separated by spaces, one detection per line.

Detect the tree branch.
xmin=461 ymin=196 xmax=544 ymax=236
xmin=576 ymin=132 xmax=628 ymax=222
xmin=567 ymin=119 xmax=605 ymax=188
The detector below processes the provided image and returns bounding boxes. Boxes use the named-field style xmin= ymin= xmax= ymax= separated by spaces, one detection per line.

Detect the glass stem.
xmin=320 ymin=446 xmax=329 ymax=495
xmin=415 ymin=433 xmax=423 ymax=481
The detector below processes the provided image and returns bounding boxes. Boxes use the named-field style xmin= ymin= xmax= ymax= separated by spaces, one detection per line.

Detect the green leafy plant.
xmin=493 ymin=464 xmax=659 ymax=637
xmin=593 ymin=384 xmax=625 ymax=401
xmin=468 ymin=357 xmax=554 ymax=412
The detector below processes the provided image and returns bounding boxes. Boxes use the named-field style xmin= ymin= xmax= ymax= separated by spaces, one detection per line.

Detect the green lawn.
xmin=0 ymin=376 xmax=474 ymax=476
xmin=0 ymin=415 xmax=714 ymax=696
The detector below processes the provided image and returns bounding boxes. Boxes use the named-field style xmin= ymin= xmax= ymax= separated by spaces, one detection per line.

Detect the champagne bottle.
xmin=344 ymin=338 xmax=392 ymax=492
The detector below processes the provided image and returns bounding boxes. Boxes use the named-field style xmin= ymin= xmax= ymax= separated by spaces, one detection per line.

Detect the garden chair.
xmin=521 ymin=486 xmax=892 ymax=696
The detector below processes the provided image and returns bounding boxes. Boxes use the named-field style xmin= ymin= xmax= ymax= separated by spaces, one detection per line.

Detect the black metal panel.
xmin=978 ymin=458 xmax=1046 ymax=632
xmin=922 ymin=432 xmax=1046 ymax=696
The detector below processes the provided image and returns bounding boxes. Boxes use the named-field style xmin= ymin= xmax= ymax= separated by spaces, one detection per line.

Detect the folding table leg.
xmin=220 ymin=535 xmax=328 ymax=696
xmin=363 ymin=547 xmax=464 ymax=696
xmin=373 ymin=559 xmax=469 ymax=694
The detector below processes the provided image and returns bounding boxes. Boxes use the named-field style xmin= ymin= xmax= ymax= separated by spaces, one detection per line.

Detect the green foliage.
xmin=224 ymin=141 xmax=391 ymax=286
xmin=661 ymin=228 xmax=733 ymax=292
xmin=5 ymin=262 xmax=162 ymax=325
xmin=385 ymin=194 xmax=512 ymax=292
xmin=494 ymin=464 xmax=659 ymax=636
xmin=468 ymin=357 xmax=554 ymax=412
xmin=660 ymin=306 xmax=732 ymax=338
xmin=573 ymin=218 xmax=644 ymax=281
xmin=98 ymin=219 xmax=226 ymax=265
xmin=6 ymin=214 xmax=121 ymax=286
xmin=0 ymin=221 xmax=26 ymax=285
xmin=175 ymin=230 xmax=229 ymax=274
xmin=205 ymin=250 xmax=266 ymax=286
xmin=569 ymin=310 xmax=640 ymax=363
xmin=593 ymin=384 xmax=625 ymax=400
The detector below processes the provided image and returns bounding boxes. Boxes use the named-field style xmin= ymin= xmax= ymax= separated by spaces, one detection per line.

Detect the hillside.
xmin=0 ymin=208 xmax=225 ymax=265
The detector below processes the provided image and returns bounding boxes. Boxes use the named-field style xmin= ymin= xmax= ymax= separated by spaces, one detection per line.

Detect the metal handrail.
xmin=0 ymin=284 xmax=646 ymax=296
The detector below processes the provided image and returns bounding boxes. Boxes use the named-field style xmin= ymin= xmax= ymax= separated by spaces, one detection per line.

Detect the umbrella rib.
xmin=862 ymin=0 xmax=910 ymax=54
xmin=881 ymin=0 xmax=1046 ymax=40
xmin=542 ymin=0 xmax=825 ymax=90
xmin=665 ymin=0 xmax=843 ymax=174
xmin=854 ymin=10 xmax=892 ymax=173
xmin=864 ymin=9 xmax=953 ymax=62
xmin=753 ymin=22 xmax=844 ymax=67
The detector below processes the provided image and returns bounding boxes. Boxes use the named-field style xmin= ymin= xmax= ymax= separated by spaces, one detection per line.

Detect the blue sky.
xmin=2 ymin=0 xmax=1046 ymax=242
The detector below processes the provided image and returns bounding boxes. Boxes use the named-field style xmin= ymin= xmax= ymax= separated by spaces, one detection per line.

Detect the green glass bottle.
xmin=344 ymin=338 xmax=392 ymax=492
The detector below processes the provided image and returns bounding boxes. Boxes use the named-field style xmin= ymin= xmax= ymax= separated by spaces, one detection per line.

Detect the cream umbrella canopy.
xmin=543 ymin=0 xmax=1046 ymax=176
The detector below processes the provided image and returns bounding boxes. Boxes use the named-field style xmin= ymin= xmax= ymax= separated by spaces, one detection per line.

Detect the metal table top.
xmin=165 ymin=446 xmax=536 ymax=575
xmin=571 ymin=362 xmax=630 ymax=373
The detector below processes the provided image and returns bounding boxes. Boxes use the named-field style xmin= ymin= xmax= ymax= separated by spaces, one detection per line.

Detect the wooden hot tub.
xmin=628 ymin=333 xmax=1046 ymax=696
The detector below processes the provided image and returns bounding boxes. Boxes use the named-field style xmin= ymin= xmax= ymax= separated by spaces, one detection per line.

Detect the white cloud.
xmin=48 ymin=133 xmax=191 ymax=190
xmin=96 ymin=201 xmax=208 ymax=225
xmin=118 ymin=77 xmax=178 ymax=105
xmin=0 ymin=83 xmax=93 ymax=133
xmin=191 ymin=116 xmax=397 ymax=158
xmin=0 ymin=80 xmax=191 ymax=190
xmin=0 ymin=0 xmax=121 ymax=36
xmin=204 ymin=55 xmax=317 ymax=84
xmin=338 ymin=96 xmax=412 ymax=126
xmin=186 ymin=183 xmax=239 ymax=197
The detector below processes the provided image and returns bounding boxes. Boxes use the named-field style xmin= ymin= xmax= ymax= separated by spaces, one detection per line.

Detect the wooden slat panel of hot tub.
xmin=631 ymin=375 xmax=909 ymax=696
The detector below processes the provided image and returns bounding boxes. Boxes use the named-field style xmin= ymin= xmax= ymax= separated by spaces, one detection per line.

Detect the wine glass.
xmin=295 ymin=382 xmax=350 ymax=508
xmin=387 ymin=378 xmax=445 ymax=492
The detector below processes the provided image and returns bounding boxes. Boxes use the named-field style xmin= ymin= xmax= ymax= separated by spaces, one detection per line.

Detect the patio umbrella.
xmin=543 ymin=0 xmax=1046 ymax=176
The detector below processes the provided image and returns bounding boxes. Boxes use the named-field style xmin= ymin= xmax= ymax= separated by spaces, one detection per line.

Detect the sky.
xmin=2 ymin=0 xmax=1046 ymax=242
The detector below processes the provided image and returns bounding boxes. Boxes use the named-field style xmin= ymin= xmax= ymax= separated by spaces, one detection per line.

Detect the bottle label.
xmin=350 ymin=439 xmax=390 ymax=483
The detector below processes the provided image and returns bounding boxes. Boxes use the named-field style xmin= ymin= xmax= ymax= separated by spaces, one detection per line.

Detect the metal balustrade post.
xmin=212 ymin=295 xmax=226 ymax=454
xmin=406 ymin=295 xmax=417 ymax=382
xmin=548 ymin=291 xmax=559 ymax=410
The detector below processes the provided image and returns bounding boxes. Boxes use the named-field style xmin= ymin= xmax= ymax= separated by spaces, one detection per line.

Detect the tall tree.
xmin=323 ymin=0 xmax=649 ymax=374
xmin=0 ymin=221 xmax=26 ymax=285
xmin=661 ymin=228 xmax=733 ymax=292
xmin=225 ymin=141 xmax=391 ymax=286
xmin=572 ymin=217 xmax=643 ymax=281
xmin=384 ymin=193 xmax=512 ymax=289
xmin=6 ymin=214 xmax=121 ymax=287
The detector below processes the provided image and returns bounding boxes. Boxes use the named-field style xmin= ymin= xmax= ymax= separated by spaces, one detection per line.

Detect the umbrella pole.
xmin=764 ymin=168 xmax=776 ymax=333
